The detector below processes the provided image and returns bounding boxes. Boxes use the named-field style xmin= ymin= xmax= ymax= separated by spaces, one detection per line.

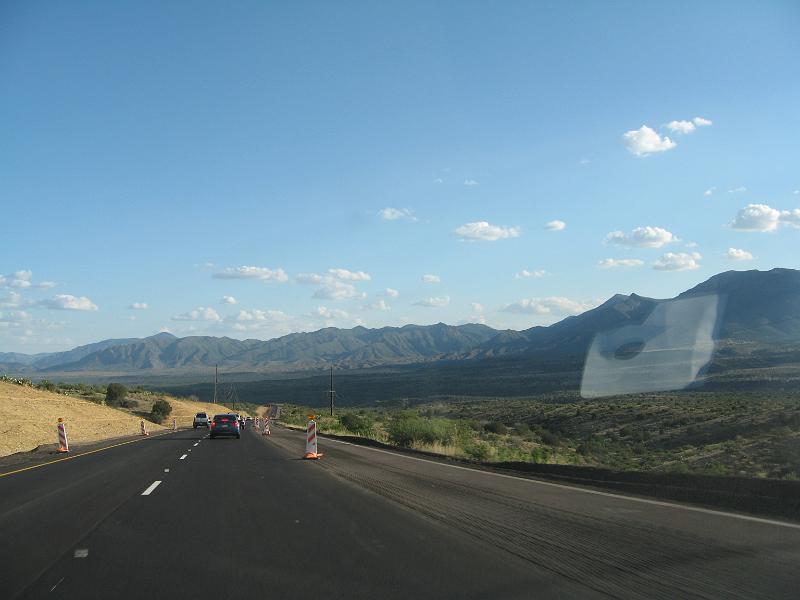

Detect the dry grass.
xmin=0 ymin=382 xmax=166 ymax=456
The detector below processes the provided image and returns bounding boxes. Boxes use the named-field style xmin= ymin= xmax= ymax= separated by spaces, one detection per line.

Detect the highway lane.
xmin=2 ymin=422 xmax=800 ymax=599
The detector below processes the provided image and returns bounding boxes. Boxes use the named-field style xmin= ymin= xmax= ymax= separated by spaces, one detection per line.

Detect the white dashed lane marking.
xmin=179 ymin=454 xmax=187 ymax=460
xmin=141 ymin=481 xmax=162 ymax=496
xmin=73 ymin=549 xmax=88 ymax=558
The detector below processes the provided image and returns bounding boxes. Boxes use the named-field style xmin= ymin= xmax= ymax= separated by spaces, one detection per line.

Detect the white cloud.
xmin=129 ymin=302 xmax=149 ymax=310
xmin=502 ymin=297 xmax=593 ymax=316
xmin=328 ymin=268 xmax=371 ymax=281
xmin=622 ymin=125 xmax=676 ymax=156
xmin=731 ymin=204 xmax=782 ymax=232
xmin=41 ymin=295 xmax=98 ymax=311
xmin=379 ymin=207 xmax=416 ymax=221
xmin=172 ymin=307 xmax=221 ymax=321
xmin=0 ymin=291 xmax=23 ymax=309
xmin=433 ymin=178 xmax=444 ymax=184
xmin=8 ymin=270 xmax=33 ymax=288
xmin=367 ymin=299 xmax=390 ymax=311
xmin=605 ymin=226 xmax=678 ymax=248
xmin=221 ymin=295 xmax=238 ymax=305
xmin=666 ymin=120 xmax=696 ymax=134
xmin=296 ymin=273 xmax=327 ymax=285
xmin=455 ymin=221 xmax=520 ymax=242
xmin=422 ymin=274 xmax=441 ymax=284
xmin=470 ymin=302 xmax=484 ymax=313
xmin=514 ymin=269 xmax=548 ymax=279
xmin=314 ymin=306 xmax=350 ymax=319
xmin=780 ymin=209 xmax=800 ymax=229
xmin=312 ymin=279 xmax=363 ymax=300
xmin=725 ymin=248 xmax=754 ymax=261
xmin=704 ymin=187 xmax=716 ymax=197
xmin=693 ymin=117 xmax=713 ymax=127
xmin=232 ymin=309 xmax=289 ymax=323
xmin=385 ymin=288 xmax=399 ymax=298
xmin=212 ymin=266 xmax=288 ymax=282
xmin=598 ymin=258 xmax=644 ymax=268
xmin=653 ymin=252 xmax=702 ymax=271
xmin=728 ymin=186 xmax=747 ymax=194
xmin=545 ymin=220 xmax=566 ymax=231
xmin=463 ymin=179 xmax=479 ymax=186
xmin=34 ymin=281 xmax=57 ymax=289
xmin=414 ymin=296 xmax=450 ymax=308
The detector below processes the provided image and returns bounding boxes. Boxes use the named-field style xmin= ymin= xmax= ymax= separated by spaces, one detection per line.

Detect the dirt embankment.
xmin=0 ymin=382 xmax=239 ymax=456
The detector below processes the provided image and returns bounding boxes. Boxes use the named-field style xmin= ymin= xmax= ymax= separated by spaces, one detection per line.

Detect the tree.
xmin=105 ymin=383 xmax=128 ymax=407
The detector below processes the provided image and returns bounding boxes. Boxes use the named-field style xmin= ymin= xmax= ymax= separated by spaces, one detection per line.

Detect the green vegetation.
xmin=149 ymin=399 xmax=172 ymax=424
xmin=105 ymin=383 xmax=128 ymax=407
xmin=278 ymin=391 xmax=800 ymax=479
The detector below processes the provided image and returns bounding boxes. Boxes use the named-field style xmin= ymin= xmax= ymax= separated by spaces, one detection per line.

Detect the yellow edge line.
xmin=0 ymin=430 xmax=174 ymax=478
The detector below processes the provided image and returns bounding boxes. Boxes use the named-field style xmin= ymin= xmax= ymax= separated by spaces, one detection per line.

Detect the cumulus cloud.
xmin=704 ymin=187 xmax=716 ymax=197
xmin=693 ymin=117 xmax=712 ymax=127
xmin=41 ymin=295 xmax=98 ymax=311
xmin=212 ymin=266 xmax=288 ymax=282
xmin=514 ymin=269 xmax=548 ymax=279
xmin=622 ymin=125 xmax=676 ymax=156
xmin=328 ymin=268 xmax=371 ymax=281
xmin=605 ymin=226 xmax=678 ymax=248
xmin=312 ymin=279 xmax=363 ymax=300
xmin=726 ymin=248 xmax=754 ymax=261
xmin=502 ymin=297 xmax=593 ymax=316
xmin=470 ymin=302 xmax=484 ymax=313
xmin=221 ymin=296 xmax=238 ymax=305
xmin=379 ymin=207 xmax=416 ymax=221
xmin=728 ymin=186 xmax=747 ymax=194
xmin=0 ymin=291 xmax=23 ymax=309
xmin=666 ymin=120 xmax=696 ymax=134
xmin=455 ymin=221 xmax=520 ymax=242
xmin=731 ymin=204 xmax=782 ymax=232
xmin=129 ymin=302 xmax=149 ymax=310
xmin=366 ymin=299 xmax=390 ymax=311
xmin=172 ymin=307 xmax=221 ymax=321
xmin=653 ymin=252 xmax=702 ymax=271
xmin=780 ymin=209 xmax=800 ymax=229
xmin=598 ymin=258 xmax=644 ymax=268
xmin=463 ymin=179 xmax=479 ymax=186
xmin=385 ymin=288 xmax=399 ymax=298
xmin=233 ymin=309 xmax=288 ymax=322
xmin=422 ymin=274 xmax=441 ymax=284
xmin=545 ymin=220 xmax=566 ymax=231
xmin=414 ymin=296 xmax=450 ymax=308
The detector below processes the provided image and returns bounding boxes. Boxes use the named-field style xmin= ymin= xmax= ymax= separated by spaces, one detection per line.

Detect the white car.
xmin=193 ymin=412 xmax=210 ymax=428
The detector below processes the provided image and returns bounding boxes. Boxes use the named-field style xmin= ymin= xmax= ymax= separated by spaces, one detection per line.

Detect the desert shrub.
xmin=105 ymin=383 xmax=128 ymax=407
xmin=340 ymin=413 xmax=373 ymax=436
xmin=119 ymin=399 xmax=139 ymax=409
xmin=484 ymin=421 xmax=507 ymax=435
xmin=386 ymin=416 xmax=456 ymax=447
xmin=150 ymin=399 xmax=172 ymax=424
xmin=37 ymin=380 xmax=57 ymax=392
xmin=540 ymin=430 xmax=560 ymax=445
xmin=463 ymin=441 xmax=491 ymax=461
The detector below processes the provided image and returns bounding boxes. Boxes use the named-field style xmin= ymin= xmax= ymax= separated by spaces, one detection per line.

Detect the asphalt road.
xmin=2 ymin=424 xmax=800 ymax=599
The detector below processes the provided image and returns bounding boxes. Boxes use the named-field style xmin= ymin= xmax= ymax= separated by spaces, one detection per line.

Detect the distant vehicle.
xmin=193 ymin=412 xmax=210 ymax=428
xmin=210 ymin=414 xmax=240 ymax=439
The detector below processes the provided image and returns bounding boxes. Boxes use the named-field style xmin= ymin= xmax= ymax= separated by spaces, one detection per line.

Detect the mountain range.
xmin=2 ymin=268 xmax=800 ymax=380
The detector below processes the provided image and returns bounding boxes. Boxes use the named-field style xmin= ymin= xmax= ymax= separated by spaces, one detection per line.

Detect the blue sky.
xmin=1 ymin=0 xmax=799 ymax=353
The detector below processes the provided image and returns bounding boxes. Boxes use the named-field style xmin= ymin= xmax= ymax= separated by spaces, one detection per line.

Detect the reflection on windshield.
xmin=581 ymin=294 xmax=720 ymax=398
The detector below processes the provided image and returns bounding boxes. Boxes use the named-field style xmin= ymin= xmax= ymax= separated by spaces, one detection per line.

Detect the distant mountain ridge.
xmin=2 ymin=268 xmax=799 ymax=377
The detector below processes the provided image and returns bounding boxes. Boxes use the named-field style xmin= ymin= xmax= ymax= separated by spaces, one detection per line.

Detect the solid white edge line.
xmin=179 ymin=454 xmax=187 ymax=460
xmin=141 ymin=480 xmax=162 ymax=496
xmin=305 ymin=431 xmax=800 ymax=531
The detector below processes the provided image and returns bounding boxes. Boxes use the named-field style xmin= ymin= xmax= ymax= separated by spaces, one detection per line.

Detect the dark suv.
xmin=210 ymin=414 xmax=241 ymax=439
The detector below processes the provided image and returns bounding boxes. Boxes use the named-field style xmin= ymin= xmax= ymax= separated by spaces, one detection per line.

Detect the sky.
xmin=1 ymin=0 xmax=799 ymax=353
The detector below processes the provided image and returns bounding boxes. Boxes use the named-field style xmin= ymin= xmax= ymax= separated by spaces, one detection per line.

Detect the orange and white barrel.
xmin=262 ymin=418 xmax=271 ymax=436
xmin=57 ymin=418 xmax=69 ymax=453
xmin=172 ymin=417 xmax=177 ymax=432
xmin=140 ymin=419 xmax=149 ymax=436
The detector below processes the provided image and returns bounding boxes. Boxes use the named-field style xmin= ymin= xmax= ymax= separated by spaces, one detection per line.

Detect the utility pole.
xmin=327 ymin=364 xmax=336 ymax=416
xmin=213 ymin=364 xmax=218 ymax=404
